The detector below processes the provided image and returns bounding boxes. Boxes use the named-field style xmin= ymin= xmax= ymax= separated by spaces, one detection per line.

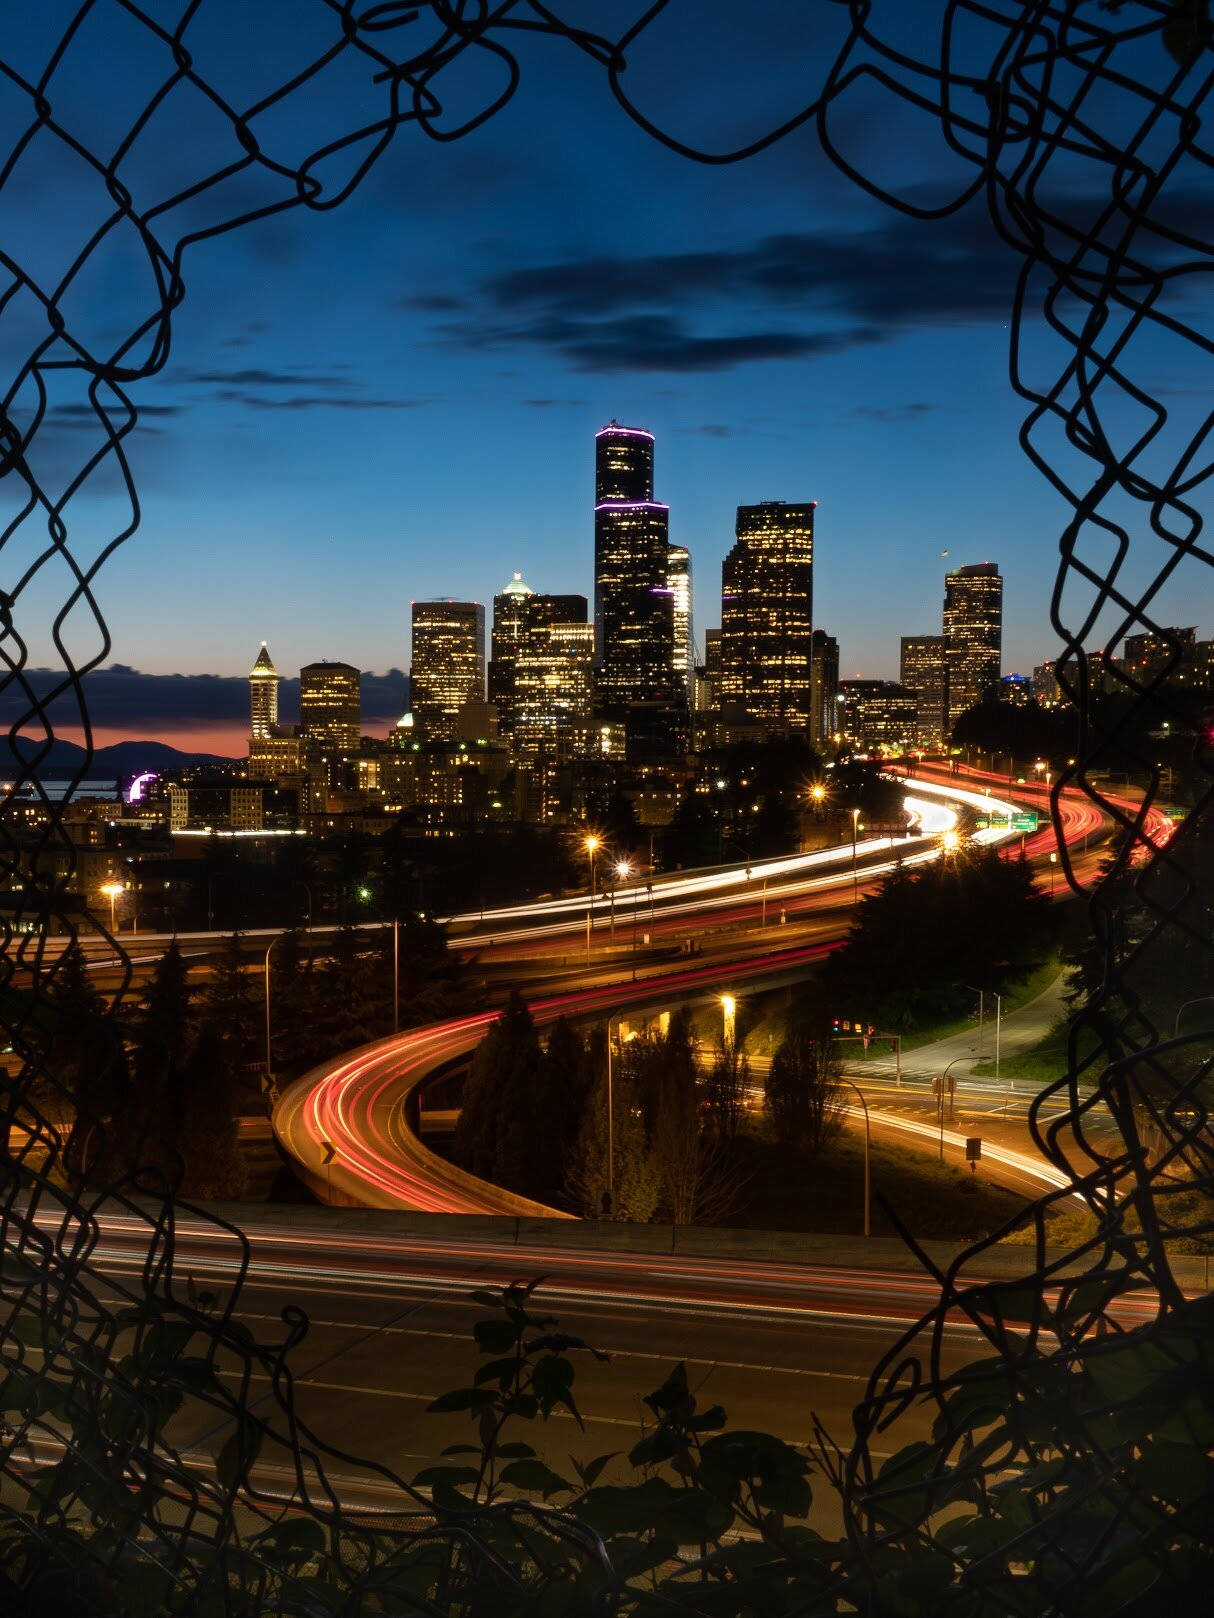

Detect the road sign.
xmin=321 ymin=1139 xmax=336 ymax=1165
xmin=965 ymin=1137 xmax=982 ymax=1174
xmin=1012 ymin=811 xmax=1038 ymax=831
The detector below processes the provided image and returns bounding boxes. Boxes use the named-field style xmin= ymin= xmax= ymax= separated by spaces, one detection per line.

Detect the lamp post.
xmin=993 ymin=992 xmax=1004 ymax=1086
xmin=612 ymin=859 xmax=630 ymax=944
xmin=604 ymin=1010 xmax=624 ymax=1212
xmin=850 ymin=808 xmax=861 ymax=902
xmin=1173 ymin=996 xmax=1214 ymax=1036
xmin=100 ymin=880 xmax=124 ymax=932
xmin=937 ymin=1056 xmax=966 ymax=1160
xmin=837 ymin=1076 xmax=871 ymax=1237
xmin=584 ymin=836 xmax=600 ymax=963
xmin=720 ymin=993 xmax=736 ymax=1047
xmin=966 ymin=984 xmax=985 ymax=1059
xmin=264 ymin=932 xmax=285 ymax=1092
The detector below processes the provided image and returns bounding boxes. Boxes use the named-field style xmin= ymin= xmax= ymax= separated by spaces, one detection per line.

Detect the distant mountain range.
xmin=4 ymin=737 xmax=238 ymax=781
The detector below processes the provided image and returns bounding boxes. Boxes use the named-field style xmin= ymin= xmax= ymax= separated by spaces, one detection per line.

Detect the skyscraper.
xmin=942 ymin=563 xmax=1002 ymax=728
xmin=299 ymin=661 xmax=360 ymax=753
xmin=720 ymin=501 xmax=815 ymax=734
xmin=900 ymin=634 xmax=947 ymax=747
xmin=810 ymin=629 xmax=839 ymax=749
xmin=667 ymin=544 xmax=693 ymax=702
xmin=248 ymin=642 xmax=279 ymax=739
xmin=514 ymin=622 xmax=595 ymax=761
xmin=411 ymin=599 xmax=485 ymax=742
xmin=593 ymin=422 xmax=676 ymax=711
xmin=488 ymin=573 xmax=533 ymax=732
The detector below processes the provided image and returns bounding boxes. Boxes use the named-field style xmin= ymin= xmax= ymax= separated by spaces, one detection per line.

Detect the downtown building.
xmin=593 ymin=422 xmax=686 ymax=755
xmin=810 ymin=628 xmax=839 ymax=750
xmin=411 ymin=600 xmax=485 ymax=743
xmin=942 ymin=562 xmax=1002 ymax=730
xmin=900 ymin=634 xmax=947 ymax=747
xmin=246 ymin=642 xmax=307 ymax=792
xmin=720 ymin=500 xmax=815 ymax=736
xmin=487 ymin=573 xmax=534 ymax=733
xmin=299 ymin=660 xmax=361 ymax=809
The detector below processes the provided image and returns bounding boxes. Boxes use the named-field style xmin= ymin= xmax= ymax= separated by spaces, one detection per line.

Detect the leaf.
xmin=494 ymin=1441 xmax=537 ymax=1459
xmin=474 ymin=1356 xmax=520 ymax=1387
xmin=574 ymin=1452 xmax=619 ymax=1490
xmin=425 ymin=1386 xmax=499 ymax=1414
xmin=440 ymin=1444 xmax=482 ymax=1456
xmin=499 ymin=1458 xmax=575 ymax=1498
xmin=473 ymin=1318 xmax=520 ymax=1355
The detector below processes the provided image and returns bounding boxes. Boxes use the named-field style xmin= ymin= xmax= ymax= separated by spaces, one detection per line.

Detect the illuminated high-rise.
xmin=667 ymin=544 xmax=693 ymax=702
xmin=720 ymin=501 xmax=815 ymax=734
xmin=411 ymin=600 xmax=485 ymax=742
xmin=299 ymin=661 xmax=360 ymax=753
xmin=942 ymin=563 xmax=1002 ymax=728
xmin=593 ymin=422 xmax=676 ymax=711
xmin=810 ymin=629 xmax=838 ymax=749
xmin=900 ymin=634 xmax=947 ymax=746
xmin=488 ymin=573 xmax=534 ymax=733
xmin=248 ymin=642 xmax=279 ymax=740
xmin=514 ymin=623 xmax=595 ymax=761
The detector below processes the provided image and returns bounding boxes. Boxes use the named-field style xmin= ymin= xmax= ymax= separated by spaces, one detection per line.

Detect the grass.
xmin=728 ymin=1116 xmax=1035 ymax=1242
xmin=971 ymin=1011 xmax=1103 ymax=1086
xmin=889 ymin=958 xmax=1065 ymax=1055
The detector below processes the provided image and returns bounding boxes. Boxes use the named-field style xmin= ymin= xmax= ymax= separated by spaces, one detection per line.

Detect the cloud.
xmin=418 ymin=207 xmax=1021 ymax=372
xmin=0 ymin=664 xmax=409 ymax=735
xmin=852 ymin=402 xmax=935 ymax=421
xmin=50 ymin=402 xmax=184 ymax=419
xmin=186 ymin=368 xmax=356 ymax=388
xmin=522 ymin=397 xmax=588 ymax=408
xmin=209 ymin=391 xmax=436 ymax=411
xmin=679 ymin=423 xmax=743 ymax=438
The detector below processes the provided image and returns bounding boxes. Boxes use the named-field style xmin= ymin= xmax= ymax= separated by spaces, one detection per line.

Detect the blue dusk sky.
xmin=3 ymin=2 xmax=1210 ymax=750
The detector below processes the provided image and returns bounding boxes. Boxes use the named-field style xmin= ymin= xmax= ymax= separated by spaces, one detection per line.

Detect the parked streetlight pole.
xmin=264 ymin=932 xmax=286 ymax=1093
xmin=851 ymin=808 xmax=861 ymax=903
xmin=966 ymin=984 xmax=985 ymax=1060
xmin=937 ymin=1056 xmax=966 ymax=1161
xmin=604 ymin=1010 xmax=624 ymax=1212
xmin=837 ymin=1076 xmax=871 ymax=1236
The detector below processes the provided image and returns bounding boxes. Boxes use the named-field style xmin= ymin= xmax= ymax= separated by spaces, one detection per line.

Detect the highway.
xmin=68 ymin=1210 xmax=1173 ymax=1534
xmin=273 ymin=773 xmax=1113 ymax=1214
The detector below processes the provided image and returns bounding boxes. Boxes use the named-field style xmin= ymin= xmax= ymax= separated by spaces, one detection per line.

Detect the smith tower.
xmin=248 ymin=642 xmax=279 ymax=740
xmin=593 ymin=422 xmax=676 ymax=713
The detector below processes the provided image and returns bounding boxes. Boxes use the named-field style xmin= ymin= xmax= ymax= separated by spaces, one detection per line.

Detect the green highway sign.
xmin=1013 ymin=811 xmax=1038 ymax=831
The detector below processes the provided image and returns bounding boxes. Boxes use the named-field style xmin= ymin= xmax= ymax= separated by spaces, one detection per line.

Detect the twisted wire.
xmin=0 ymin=1 xmax=1209 ymax=1609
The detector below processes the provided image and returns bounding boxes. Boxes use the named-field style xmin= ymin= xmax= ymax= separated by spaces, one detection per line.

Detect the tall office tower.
xmin=720 ymin=501 xmax=815 ymax=733
xmin=488 ymin=572 xmax=533 ymax=731
xmin=299 ymin=661 xmax=361 ymax=753
xmin=942 ymin=562 xmax=1003 ymax=729
xmin=593 ymin=422 xmax=676 ymax=710
xmin=411 ymin=599 xmax=486 ymax=742
xmin=900 ymin=634 xmax=947 ymax=746
xmin=667 ymin=544 xmax=693 ymax=702
xmin=809 ymin=629 xmax=839 ymax=749
xmin=248 ymin=642 xmax=279 ymax=739
xmin=514 ymin=622 xmax=595 ymax=760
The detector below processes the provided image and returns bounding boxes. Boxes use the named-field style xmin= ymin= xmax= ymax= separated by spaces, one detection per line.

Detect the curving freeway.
xmin=273 ymin=771 xmax=1113 ymax=1215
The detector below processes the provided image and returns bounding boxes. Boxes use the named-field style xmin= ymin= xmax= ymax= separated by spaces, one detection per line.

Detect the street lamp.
xmin=937 ymin=1056 xmax=966 ymax=1160
xmin=836 ymin=1076 xmax=871 ymax=1237
xmin=610 ymin=859 xmax=630 ymax=944
xmin=264 ymin=932 xmax=285 ymax=1094
xmin=720 ymin=993 xmax=736 ymax=1047
xmin=100 ymin=881 xmax=124 ymax=932
xmin=604 ymin=1010 xmax=625 ymax=1213
xmin=965 ymin=984 xmax=985 ymax=1059
xmin=850 ymin=808 xmax=861 ymax=902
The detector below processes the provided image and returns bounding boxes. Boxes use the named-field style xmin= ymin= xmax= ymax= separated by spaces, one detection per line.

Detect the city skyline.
xmin=9 ymin=1 xmax=1208 ymax=749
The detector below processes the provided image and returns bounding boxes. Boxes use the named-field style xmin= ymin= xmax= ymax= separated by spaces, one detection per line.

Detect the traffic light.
xmin=831 ymin=1016 xmax=841 ymax=1034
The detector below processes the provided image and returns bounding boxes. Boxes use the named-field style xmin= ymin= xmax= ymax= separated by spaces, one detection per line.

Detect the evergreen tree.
xmin=565 ymin=1059 xmax=660 ymax=1223
xmin=176 ymin=1021 xmax=245 ymax=1199
xmin=311 ymin=925 xmax=380 ymax=1057
xmin=199 ymin=933 xmax=258 ymax=1085
xmin=47 ymin=944 xmax=132 ymax=1183
xmin=268 ymin=927 xmax=318 ymax=1074
xmin=765 ymin=1025 xmax=843 ymax=1157
xmin=453 ymin=992 xmax=556 ymax=1200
